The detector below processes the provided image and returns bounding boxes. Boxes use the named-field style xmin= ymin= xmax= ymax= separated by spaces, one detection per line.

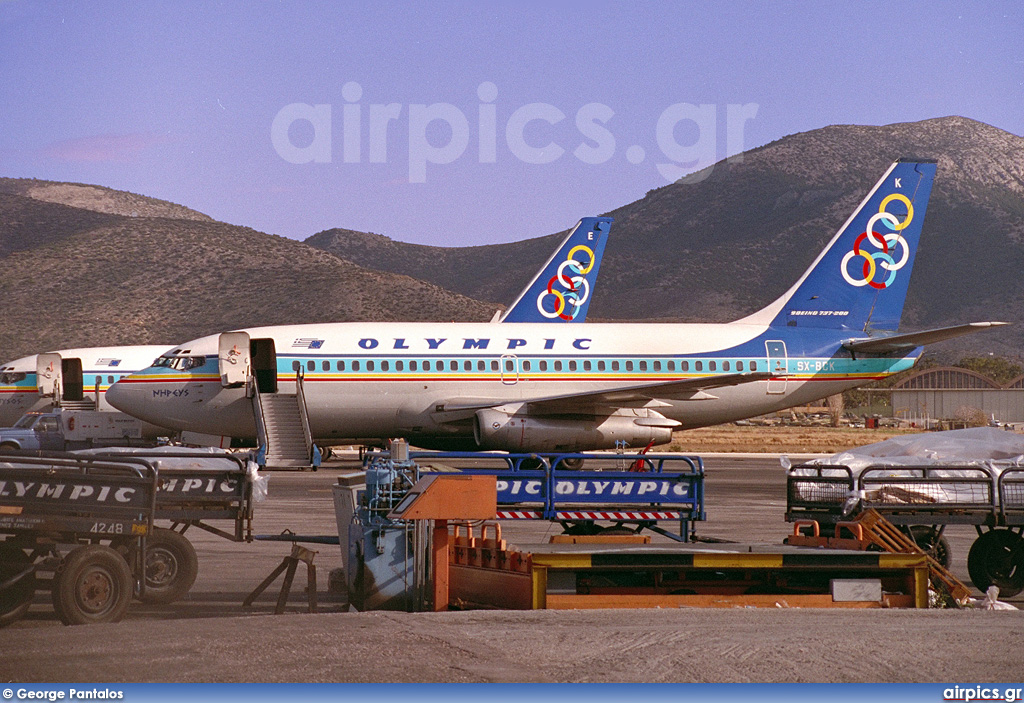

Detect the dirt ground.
xmin=2 ymin=608 xmax=1023 ymax=683
xmin=666 ymin=425 xmax=926 ymax=454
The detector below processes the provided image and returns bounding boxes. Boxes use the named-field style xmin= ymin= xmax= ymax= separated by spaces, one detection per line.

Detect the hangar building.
xmin=890 ymin=367 xmax=1024 ymax=425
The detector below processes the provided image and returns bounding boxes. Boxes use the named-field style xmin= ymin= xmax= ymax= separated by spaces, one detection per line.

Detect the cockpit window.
xmin=153 ymin=355 xmax=206 ymax=371
xmin=0 ymin=372 xmax=27 ymax=384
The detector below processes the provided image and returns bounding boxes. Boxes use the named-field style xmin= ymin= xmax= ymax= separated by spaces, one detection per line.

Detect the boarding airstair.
xmin=251 ymin=371 xmax=320 ymax=471
xmin=57 ymin=399 xmax=96 ymax=411
xmin=46 ymin=378 xmax=96 ymax=411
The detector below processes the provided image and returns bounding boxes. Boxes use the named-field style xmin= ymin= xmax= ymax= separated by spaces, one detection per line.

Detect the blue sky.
xmin=1 ymin=1 xmax=1021 ymax=246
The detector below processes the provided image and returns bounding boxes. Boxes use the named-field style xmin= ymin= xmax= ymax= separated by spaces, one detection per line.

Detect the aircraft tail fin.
xmin=736 ymin=160 xmax=936 ymax=333
xmin=500 ymin=217 xmax=612 ymax=323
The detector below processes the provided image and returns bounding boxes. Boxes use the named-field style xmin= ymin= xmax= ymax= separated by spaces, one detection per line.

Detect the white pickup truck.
xmin=0 ymin=409 xmax=143 ymax=451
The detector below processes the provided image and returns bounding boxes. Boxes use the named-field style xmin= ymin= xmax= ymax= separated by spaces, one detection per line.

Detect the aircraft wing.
xmin=437 ymin=371 xmax=774 ymax=415
xmin=842 ymin=322 xmax=1009 ymax=354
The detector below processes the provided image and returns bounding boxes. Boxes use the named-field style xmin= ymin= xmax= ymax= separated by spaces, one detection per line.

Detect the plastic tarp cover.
xmin=788 ymin=427 xmax=1024 ymax=507
xmin=76 ymin=446 xmax=270 ymax=502
xmin=803 ymin=427 xmax=1024 ymax=473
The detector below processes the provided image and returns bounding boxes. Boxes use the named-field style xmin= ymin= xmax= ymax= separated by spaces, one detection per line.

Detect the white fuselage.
xmin=107 ymin=321 xmax=918 ymax=448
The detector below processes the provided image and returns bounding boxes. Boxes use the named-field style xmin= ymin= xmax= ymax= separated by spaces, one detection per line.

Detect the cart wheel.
xmin=598 ymin=526 xmax=636 ymax=536
xmin=559 ymin=457 xmax=585 ymax=470
xmin=967 ymin=529 xmax=1024 ymax=597
xmin=51 ymin=545 xmax=132 ymax=626
xmin=139 ymin=528 xmax=198 ymax=604
xmin=518 ymin=456 xmax=546 ymax=470
xmin=560 ymin=521 xmax=602 ymax=536
xmin=0 ymin=545 xmax=35 ymax=628
xmin=909 ymin=526 xmax=951 ymax=569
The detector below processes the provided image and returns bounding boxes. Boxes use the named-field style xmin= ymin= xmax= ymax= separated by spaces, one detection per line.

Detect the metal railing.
xmin=248 ymin=375 xmax=269 ymax=462
xmin=295 ymin=368 xmax=315 ymax=464
xmin=787 ymin=462 xmax=1024 ymax=527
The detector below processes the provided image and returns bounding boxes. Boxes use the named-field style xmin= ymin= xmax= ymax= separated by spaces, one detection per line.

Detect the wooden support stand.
xmin=243 ymin=543 xmax=318 ymax=614
xmin=855 ymin=509 xmax=972 ymax=604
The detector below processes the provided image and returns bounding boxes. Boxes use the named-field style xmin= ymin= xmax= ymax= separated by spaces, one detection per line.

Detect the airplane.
xmin=106 ymin=160 xmax=1007 ymax=454
xmin=0 ymin=345 xmax=174 ymax=427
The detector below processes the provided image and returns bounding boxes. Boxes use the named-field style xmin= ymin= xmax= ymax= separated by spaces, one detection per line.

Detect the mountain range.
xmin=0 ymin=180 xmax=493 ymax=359
xmin=1 ymin=115 xmax=1022 ymax=362
xmin=308 ymin=116 xmax=1024 ymax=357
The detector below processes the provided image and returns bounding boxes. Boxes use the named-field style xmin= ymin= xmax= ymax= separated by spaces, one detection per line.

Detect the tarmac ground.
xmin=1 ymin=454 xmax=1022 ymax=683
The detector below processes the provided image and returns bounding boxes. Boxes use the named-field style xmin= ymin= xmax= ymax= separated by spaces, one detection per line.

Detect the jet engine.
xmin=473 ymin=406 xmax=679 ymax=452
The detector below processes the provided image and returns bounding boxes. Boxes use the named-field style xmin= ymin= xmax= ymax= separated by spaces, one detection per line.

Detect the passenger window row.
xmin=287 ymin=358 xmax=762 ymax=374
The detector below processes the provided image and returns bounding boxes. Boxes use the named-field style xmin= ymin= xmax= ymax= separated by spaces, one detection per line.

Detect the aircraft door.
xmin=219 ymin=332 xmax=251 ymax=387
xmin=765 ymin=340 xmax=787 ymax=395
xmin=61 ymin=358 xmax=84 ymax=401
xmin=500 ymin=355 xmax=519 ymax=385
xmin=36 ymin=353 xmax=62 ymax=397
xmin=250 ymin=338 xmax=278 ymax=394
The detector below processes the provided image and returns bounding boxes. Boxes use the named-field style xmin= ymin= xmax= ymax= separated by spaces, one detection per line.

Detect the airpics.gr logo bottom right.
xmin=943 ymin=685 xmax=1024 ymax=702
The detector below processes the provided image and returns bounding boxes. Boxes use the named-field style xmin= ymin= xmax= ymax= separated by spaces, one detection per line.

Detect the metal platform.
xmin=444 ymin=524 xmax=930 ymax=610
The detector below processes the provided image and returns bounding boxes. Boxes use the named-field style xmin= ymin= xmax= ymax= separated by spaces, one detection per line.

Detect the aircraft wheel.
xmin=908 ymin=526 xmax=951 ymax=568
xmin=139 ymin=528 xmax=198 ymax=604
xmin=968 ymin=529 xmax=1024 ymax=597
xmin=559 ymin=457 xmax=585 ymax=470
xmin=0 ymin=545 xmax=36 ymax=627
xmin=51 ymin=545 xmax=132 ymax=626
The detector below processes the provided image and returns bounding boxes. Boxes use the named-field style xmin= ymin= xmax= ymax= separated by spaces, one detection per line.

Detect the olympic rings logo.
xmin=840 ymin=193 xmax=914 ymax=289
xmin=536 ymin=244 xmax=595 ymax=319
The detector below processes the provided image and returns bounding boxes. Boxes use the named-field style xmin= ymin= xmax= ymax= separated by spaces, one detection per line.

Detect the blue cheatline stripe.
xmin=277 ymin=354 xmax=913 ymax=378
xmin=131 ymin=352 xmax=914 ymax=387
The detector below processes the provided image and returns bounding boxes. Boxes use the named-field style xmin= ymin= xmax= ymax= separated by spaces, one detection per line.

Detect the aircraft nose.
xmin=106 ymin=378 xmax=142 ymax=416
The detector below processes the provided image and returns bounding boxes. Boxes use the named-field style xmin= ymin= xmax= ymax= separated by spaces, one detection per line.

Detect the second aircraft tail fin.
xmin=500 ymin=216 xmax=612 ymax=323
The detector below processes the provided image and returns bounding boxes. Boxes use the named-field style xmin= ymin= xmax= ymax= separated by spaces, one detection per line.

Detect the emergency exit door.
xmin=765 ymin=340 xmax=787 ymax=395
xmin=500 ymin=354 xmax=519 ymax=385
